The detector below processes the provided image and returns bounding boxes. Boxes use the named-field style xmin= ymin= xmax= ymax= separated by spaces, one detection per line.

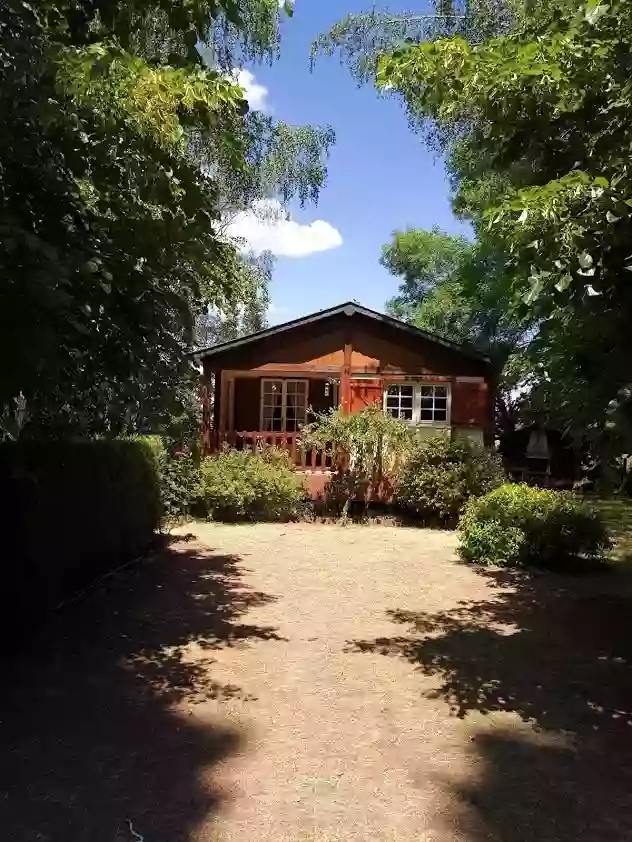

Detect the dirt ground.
xmin=3 ymin=523 xmax=632 ymax=842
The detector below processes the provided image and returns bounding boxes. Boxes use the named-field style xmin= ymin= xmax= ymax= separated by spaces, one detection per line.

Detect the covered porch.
xmin=205 ymin=369 xmax=345 ymax=472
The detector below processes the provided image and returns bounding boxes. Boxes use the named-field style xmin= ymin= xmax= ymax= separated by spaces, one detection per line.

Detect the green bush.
xmin=458 ymin=483 xmax=611 ymax=569
xmin=146 ymin=436 xmax=202 ymax=520
xmin=0 ymin=438 xmax=161 ymax=624
xmin=301 ymin=406 xmax=415 ymax=518
xmin=198 ymin=448 xmax=306 ymax=522
xmin=395 ymin=437 xmax=504 ymax=525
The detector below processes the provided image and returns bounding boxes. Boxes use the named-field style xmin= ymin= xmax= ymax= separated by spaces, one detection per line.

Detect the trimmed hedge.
xmin=395 ymin=437 xmax=505 ymax=526
xmin=199 ymin=448 xmax=306 ymax=522
xmin=458 ymin=483 xmax=611 ymax=569
xmin=0 ymin=438 xmax=161 ymax=624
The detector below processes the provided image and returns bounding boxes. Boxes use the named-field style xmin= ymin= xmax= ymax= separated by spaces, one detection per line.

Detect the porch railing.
xmin=210 ymin=430 xmax=339 ymax=472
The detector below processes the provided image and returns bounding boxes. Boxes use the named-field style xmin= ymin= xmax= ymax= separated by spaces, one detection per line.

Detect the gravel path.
xmin=3 ymin=523 xmax=632 ymax=842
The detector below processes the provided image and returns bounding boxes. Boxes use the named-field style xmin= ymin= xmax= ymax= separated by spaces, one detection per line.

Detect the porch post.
xmin=219 ymin=372 xmax=229 ymax=432
xmin=340 ymin=341 xmax=352 ymax=415
xmin=200 ymin=369 xmax=213 ymax=455
xmin=227 ymin=376 xmax=235 ymax=432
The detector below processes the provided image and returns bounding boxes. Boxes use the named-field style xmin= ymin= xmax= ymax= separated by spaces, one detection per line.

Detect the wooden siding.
xmin=350 ymin=322 xmax=484 ymax=377
xmin=350 ymin=378 xmax=383 ymax=413
xmin=202 ymin=313 xmax=488 ymax=379
xmin=452 ymin=380 xmax=489 ymax=428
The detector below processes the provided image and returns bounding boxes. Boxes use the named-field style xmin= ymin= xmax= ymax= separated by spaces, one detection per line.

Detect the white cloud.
xmin=225 ymin=200 xmax=343 ymax=258
xmin=233 ymin=69 xmax=270 ymax=112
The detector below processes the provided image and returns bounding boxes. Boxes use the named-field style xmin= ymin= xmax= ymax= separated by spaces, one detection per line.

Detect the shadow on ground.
xmin=348 ymin=567 xmax=632 ymax=841
xmin=0 ymin=538 xmax=284 ymax=842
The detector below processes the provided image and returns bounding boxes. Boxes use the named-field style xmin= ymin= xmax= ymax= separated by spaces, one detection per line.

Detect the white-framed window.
xmin=384 ymin=382 xmax=451 ymax=425
xmin=260 ymin=379 xmax=309 ymax=432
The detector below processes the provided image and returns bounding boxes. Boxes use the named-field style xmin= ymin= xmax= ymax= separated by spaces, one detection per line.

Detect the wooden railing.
xmin=210 ymin=430 xmax=338 ymax=472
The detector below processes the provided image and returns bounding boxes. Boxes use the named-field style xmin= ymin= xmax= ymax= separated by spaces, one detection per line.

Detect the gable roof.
xmin=193 ymin=301 xmax=490 ymax=365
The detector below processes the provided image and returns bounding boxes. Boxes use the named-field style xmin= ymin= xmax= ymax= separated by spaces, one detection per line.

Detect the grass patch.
xmin=590 ymin=496 xmax=632 ymax=563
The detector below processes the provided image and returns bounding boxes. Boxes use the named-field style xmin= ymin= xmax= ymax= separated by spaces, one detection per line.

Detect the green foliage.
xmin=301 ymin=406 xmax=415 ymax=517
xmin=459 ymin=483 xmax=611 ymax=568
xmin=141 ymin=434 xmax=203 ymax=520
xmin=395 ymin=437 xmax=504 ymax=525
xmin=1 ymin=0 xmax=334 ymax=437
xmin=0 ymin=437 xmax=161 ymax=622
xmin=0 ymin=1 xmax=245 ymax=433
xmin=383 ymin=227 xmax=472 ymax=322
xmin=156 ymin=445 xmax=202 ymax=521
xmin=322 ymin=0 xmax=632 ymax=448
xmin=374 ymin=0 xmax=632 ymax=442
xmin=383 ymin=227 xmax=535 ymax=434
xmin=384 ymin=229 xmax=523 ymax=357
xmin=198 ymin=448 xmax=306 ymax=521
xmin=302 ymin=406 xmax=414 ymax=474
xmin=311 ymin=1 xmax=534 ymax=84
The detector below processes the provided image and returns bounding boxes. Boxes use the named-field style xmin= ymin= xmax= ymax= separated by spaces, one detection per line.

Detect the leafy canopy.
xmin=1 ymin=0 xmax=333 ymax=437
xmin=375 ymin=0 xmax=632 ymax=438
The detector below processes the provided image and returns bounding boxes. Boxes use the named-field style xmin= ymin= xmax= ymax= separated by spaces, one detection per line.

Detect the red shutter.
xmin=350 ymin=378 xmax=384 ymax=413
xmin=452 ymin=380 xmax=489 ymax=427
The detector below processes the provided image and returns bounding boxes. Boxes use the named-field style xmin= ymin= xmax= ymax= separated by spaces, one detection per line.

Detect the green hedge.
xmin=0 ymin=438 xmax=161 ymax=623
xmin=395 ymin=437 xmax=505 ymax=526
xmin=199 ymin=448 xmax=306 ymax=522
xmin=458 ymin=483 xmax=611 ymax=569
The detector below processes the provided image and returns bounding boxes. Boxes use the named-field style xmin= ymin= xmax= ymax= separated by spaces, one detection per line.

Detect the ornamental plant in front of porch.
xmin=300 ymin=406 xmax=415 ymax=517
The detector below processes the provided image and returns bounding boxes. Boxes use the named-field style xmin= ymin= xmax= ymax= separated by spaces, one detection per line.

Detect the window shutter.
xmin=452 ymin=380 xmax=489 ymax=427
xmin=350 ymin=378 xmax=384 ymax=413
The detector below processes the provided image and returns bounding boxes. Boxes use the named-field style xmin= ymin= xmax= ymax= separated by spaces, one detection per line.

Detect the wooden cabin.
xmin=195 ymin=302 xmax=493 ymax=496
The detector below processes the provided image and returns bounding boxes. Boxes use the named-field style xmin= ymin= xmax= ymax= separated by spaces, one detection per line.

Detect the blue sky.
xmin=229 ymin=1 xmax=468 ymax=324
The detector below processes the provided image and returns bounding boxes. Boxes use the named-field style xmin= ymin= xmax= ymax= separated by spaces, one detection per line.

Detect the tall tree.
xmin=0 ymin=0 xmax=333 ymax=437
xmin=375 ymin=0 xmax=632 ymax=442
xmin=382 ymin=227 xmax=472 ymax=322
xmin=383 ymin=227 xmax=533 ymax=432
xmin=319 ymin=0 xmax=632 ymax=446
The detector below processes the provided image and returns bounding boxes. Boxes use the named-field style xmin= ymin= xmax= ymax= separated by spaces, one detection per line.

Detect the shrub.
xmin=146 ymin=436 xmax=202 ymax=520
xmin=395 ymin=437 xmax=504 ymax=526
xmin=458 ymin=483 xmax=611 ymax=569
xmin=198 ymin=447 xmax=306 ymax=522
xmin=301 ymin=406 xmax=415 ymax=517
xmin=0 ymin=438 xmax=161 ymax=625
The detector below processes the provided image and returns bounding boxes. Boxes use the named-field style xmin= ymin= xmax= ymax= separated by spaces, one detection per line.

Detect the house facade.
xmin=195 ymin=302 xmax=493 ymax=488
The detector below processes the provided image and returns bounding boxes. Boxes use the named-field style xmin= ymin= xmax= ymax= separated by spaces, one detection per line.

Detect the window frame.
xmin=383 ymin=381 xmax=451 ymax=426
xmin=260 ymin=378 xmax=309 ymax=433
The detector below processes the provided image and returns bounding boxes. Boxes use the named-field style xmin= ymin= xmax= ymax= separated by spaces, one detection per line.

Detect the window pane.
xmin=434 ymin=386 xmax=447 ymax=398
xmin=434 ymin=398 xmax=448 ymax=409
xmin=434 ymin=408 xmax=447 ymax=421
xmin=387 ymin=385 xmax=400 ymax=396
xmin=420 ymin=385 xmax=433 ymax=397
xmin=401 ymin=407 xmax=413 ymax=420
xmin=263 ymin=380 xmax=281 ymax=397
xmin=420 ymin=409 xmax=434 ymax=421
